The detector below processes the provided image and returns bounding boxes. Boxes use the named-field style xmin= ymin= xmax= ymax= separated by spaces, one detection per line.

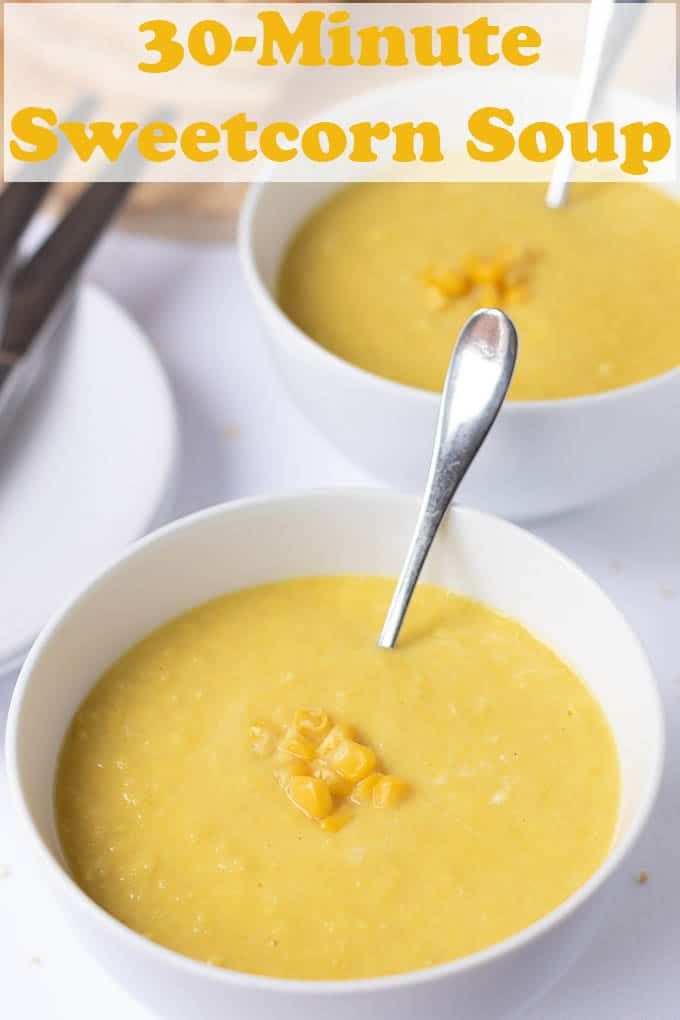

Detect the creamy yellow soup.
xmin=56 ymin=577 xmax=619 ymax=980
xmin=278 ymin=183 xmax=680 ymax=400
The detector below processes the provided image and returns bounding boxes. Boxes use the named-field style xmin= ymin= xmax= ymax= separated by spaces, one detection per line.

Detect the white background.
xmin=0 ymin=229 xmax=678 ymax=1018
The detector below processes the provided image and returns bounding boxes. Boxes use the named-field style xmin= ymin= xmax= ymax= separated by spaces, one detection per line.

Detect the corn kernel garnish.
xmin=436 ymin=268 xmax=470 ymax=298
xmin=422 ymin=267 xmax=470 ymax=301
xmin=372 ymin=775 xmax=410 ymax=808
xmin=254 ymin=710 xmax=410 ymax=832
xmin=422 ymin=247 xmax=539 ymax=311
xmin=294 ymin=708 xmax=331 ymax=745
xmin=463 ymin=254 xmax=503 ymax=285
xmin=318 ymin=723 xmax=354 ymax=759
xmin=350 ymin=773 xmax=381 ymax=804
xmin=277 ymin=729 xmax=316 ymax=762
xmin=286 ymin=775 xmax=333 ymax=820
xmin=325 ymin=740 xmax=377 ymax=782
xmin=312 ymin=761 xmax=354 ymax=799
xmin=274 ymin=758 xmax=310 ymax=788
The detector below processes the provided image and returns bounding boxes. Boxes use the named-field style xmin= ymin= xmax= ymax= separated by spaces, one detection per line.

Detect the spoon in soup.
xmin=377 ymin=308 xmax=518 ymax=649
xmin=546 ymin=0 xmax=647 ymax=209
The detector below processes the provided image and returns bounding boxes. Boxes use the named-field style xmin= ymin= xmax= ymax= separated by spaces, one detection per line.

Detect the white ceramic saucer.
xmin=0 ymin=284 xmax=179 ymax=674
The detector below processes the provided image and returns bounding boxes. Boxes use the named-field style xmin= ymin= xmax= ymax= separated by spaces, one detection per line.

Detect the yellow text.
xmin=467 ymin=107 xmax=672 ymax=175
xmin=9 ymin=107 xmax=444 ymax=165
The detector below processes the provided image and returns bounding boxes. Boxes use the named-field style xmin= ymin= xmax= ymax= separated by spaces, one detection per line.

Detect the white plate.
xmin=0 ymin=284 xmax=178 ymax=673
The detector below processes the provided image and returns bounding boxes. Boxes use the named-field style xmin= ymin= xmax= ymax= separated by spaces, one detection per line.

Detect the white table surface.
xmin=1 ymin=228 xmax=678 ymax=1020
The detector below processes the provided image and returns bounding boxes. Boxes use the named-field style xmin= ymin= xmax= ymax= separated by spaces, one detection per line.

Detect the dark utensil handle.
xmin=0 ymin=183 xmax=54 ymax=276
xmin=3 ymin=181 xmax=134 ymax=355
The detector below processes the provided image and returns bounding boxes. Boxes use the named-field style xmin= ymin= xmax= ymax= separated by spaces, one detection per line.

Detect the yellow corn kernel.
xmin=434 ymin=269 xmax=470 ymax=298
xmin=372 ymin=775 xmax=410 ymax=808
xmin=502 ymin=284 xmax=529 ymax=305
xmin=286 ymin=775 xmax=333 ymax=820
xmin=278 ymin=728 xmax=316 ymax=762
xmin=318 ymin=723 xmax=354 ymax=760
xmin=273 ymin=758 xmax=310 ymax=788
xmin=320 ymin=808 xmax=354 ymax=833
xmin=312 ymin=761 xmax=354 ymax=799
xmin=464 ymin=255 xmax=503 ymax=285
xmin=351 ymin=773 xmax=381 ymax=804
xmin=327 ymin=740 xmax=377 ymax=783
xmin=249 ymin=721 xmax=277 ymax=758
xmin=294 ymin=708 xmax=331 ymax=745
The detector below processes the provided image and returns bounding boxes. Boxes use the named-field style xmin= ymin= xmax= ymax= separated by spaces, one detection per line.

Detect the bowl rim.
xmin=238 ymin=178 xmax=680 ymax=412
xmin=0 ymin=283 xmax=181 ymax=676
xmin=5 ymin=487 xmax=665 ymax=997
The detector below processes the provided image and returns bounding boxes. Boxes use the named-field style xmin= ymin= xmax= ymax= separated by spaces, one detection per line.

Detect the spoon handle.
xmin=378 ymin=309 xmax=517 ymax=649
xmin=546 ymin=0 xmax=647 ymax=209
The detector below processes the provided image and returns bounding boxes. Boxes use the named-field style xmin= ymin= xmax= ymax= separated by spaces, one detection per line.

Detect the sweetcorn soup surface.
xmin=56 ymin=576 xmax=619 ymax=980
xmin=278 ymin=182 xmax=680 ymax=400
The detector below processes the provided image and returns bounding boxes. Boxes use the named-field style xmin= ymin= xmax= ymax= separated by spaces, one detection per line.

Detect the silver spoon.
xmin=546 ymin=0 xmax=648 ymax=209
xmin=377 ymin=309 xmax=518 ymax=649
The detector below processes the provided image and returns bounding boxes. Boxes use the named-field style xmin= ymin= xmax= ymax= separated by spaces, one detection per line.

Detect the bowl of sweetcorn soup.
xmin=240 ymin=77 xmax=680 ymax=518
xmin=7 ymin=489 xmax=662 ymax=1020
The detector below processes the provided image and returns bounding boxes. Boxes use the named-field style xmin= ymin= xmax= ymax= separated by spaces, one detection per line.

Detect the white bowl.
xmin=238 ymin=79 xmax=680 ymax=520
xmin=6 ymin=489 xmax=663 ymax=1020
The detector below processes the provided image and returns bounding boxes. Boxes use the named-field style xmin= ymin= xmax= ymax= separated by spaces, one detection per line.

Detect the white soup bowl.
xmin=7 ymin=489 xmax=663 ymax=1020
xmin=239 ymin=76 xmax=680 ymax=519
